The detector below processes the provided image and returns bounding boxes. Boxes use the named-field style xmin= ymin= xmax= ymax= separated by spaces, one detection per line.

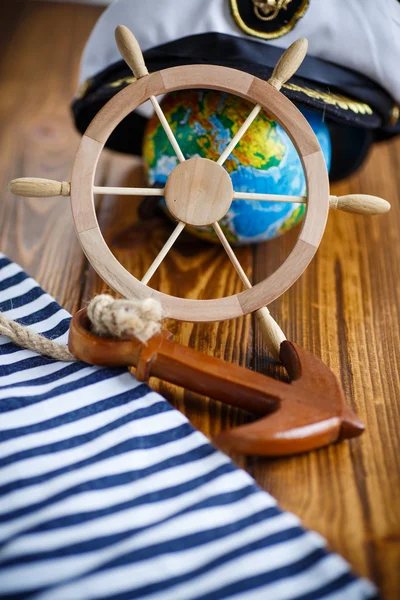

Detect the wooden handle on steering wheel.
xmin=8 ymin=178 xmax=70 ymax=197
xmin=115 ymin=25 xmax=148 ymax=79
xmin=268 ymin=38 xmax=308 ymax=90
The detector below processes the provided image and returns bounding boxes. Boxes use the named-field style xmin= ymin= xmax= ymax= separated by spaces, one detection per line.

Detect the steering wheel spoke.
xmin=141 ymin=221 xmax=185 ymax=285
xmin=212 ymin=222 xmax=252 ymax=289
xmin=217 ymin=104 xmax=261 ymax=166
xmin=212 ymin=221 xmax=285 ymax=359
xmin=114 ymin=25 xmax=185 ymax=164
xmin=150 ymin=96 xmax=185 ymax=163
xmin=233 ymin=191 xmax=305 ymax=203
xmin=93 ymin=186 xmax=164 ymax=197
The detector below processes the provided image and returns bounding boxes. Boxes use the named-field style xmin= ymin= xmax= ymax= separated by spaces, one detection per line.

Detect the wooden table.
xmin=1 ymin=2 xmax=399 ymax=597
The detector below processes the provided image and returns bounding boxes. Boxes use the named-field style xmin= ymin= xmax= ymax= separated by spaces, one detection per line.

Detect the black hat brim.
xmin=72 ymin=33 xmax=399 ymax=181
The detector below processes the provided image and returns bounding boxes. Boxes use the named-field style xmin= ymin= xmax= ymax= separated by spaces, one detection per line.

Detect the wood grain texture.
xmin=1 ymin=3 xmax=399 ymax=597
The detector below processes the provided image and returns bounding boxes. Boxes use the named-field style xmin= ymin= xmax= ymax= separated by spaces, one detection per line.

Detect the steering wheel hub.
xmin=165 ymin=157 xmax=233 ymax=226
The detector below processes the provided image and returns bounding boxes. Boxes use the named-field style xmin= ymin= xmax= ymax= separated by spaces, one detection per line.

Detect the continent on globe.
xmin=142 ymin=90 xmax=331 ymax=246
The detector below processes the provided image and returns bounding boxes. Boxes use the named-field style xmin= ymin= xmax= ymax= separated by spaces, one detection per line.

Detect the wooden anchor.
xmin=69 ymin=308 xmax=364 ymax=456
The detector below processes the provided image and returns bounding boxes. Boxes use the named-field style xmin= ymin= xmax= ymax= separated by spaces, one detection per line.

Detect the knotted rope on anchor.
xmin=0 ymin=295 xmax=164 ymax=361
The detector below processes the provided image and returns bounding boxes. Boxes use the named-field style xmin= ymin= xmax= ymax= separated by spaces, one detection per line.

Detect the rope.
xmin=0 ymin=294 xmax=164 ymax=362
xmin=87 ymin=294 xmax=163 ymax=342
xmin=0 ymin=313 xmax=76 ymax=361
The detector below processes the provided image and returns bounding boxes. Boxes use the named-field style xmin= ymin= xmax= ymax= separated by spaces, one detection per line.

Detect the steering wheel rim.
xmin=71 ymin=64 xmax=329 ymax=322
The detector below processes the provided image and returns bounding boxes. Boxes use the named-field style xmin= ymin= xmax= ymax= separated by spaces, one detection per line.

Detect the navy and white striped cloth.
xmin=0 ymin=253 xmax=377 ymax=599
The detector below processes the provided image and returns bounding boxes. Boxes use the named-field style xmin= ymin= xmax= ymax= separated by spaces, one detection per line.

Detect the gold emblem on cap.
xmin=253 ymin=0 xmax=293 ymax=22
xmin=230 ymin=0 xmax=309 ymax=39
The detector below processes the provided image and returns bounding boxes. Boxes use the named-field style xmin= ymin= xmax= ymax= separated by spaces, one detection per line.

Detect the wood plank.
xmin=1 ymin=2 xmax=399 ymax=597
xmin=0 ymin=1 xmax=104 ymax=315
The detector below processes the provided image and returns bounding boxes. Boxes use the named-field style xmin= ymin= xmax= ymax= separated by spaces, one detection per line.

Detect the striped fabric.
xmin=0 ymin=253 xmax=377 ymax=600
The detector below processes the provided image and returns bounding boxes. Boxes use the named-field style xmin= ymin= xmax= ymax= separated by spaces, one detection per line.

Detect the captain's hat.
xmin=72 ymin=0 xmax=400 ymax=180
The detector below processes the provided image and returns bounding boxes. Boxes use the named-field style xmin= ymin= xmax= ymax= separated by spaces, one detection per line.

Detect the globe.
xmin=143 ymin=90 xmax=331 ymax=245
